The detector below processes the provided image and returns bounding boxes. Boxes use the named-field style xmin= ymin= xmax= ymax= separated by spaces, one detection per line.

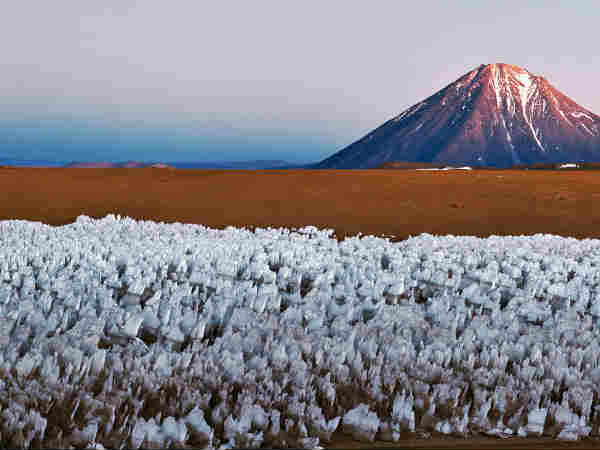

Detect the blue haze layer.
xmin=0 ymin=114 xmax=331 ymax=165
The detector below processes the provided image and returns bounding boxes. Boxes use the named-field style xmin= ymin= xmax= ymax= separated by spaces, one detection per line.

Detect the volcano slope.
xmin=2 ymin=167 xmax=600 ymax=449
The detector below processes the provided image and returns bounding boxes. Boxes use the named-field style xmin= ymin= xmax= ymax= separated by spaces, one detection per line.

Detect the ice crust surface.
xmin=1 ymin=214 xmax=600 ymax=448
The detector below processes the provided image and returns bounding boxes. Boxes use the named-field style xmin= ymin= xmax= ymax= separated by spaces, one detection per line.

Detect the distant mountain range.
xmin=313 ymin=63 xmax=600 ymax=169
xmin=62 ymin=159 xmax=306 ymax=169
xmin=3 ymin=157 xmax=600 ymax=171
xmin=0 ymin=159 xmax=312 ymax=169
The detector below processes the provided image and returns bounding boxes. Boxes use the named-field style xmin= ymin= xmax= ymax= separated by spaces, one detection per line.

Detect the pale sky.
xmin=1 ymin=1 xmax=598 ymax=163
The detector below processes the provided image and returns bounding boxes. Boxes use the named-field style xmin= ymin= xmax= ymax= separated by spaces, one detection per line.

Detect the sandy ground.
xmin=2 ymin=167 xmax=600 ymax=449
xmin=1 ymin=167 xmax=599 ymax=243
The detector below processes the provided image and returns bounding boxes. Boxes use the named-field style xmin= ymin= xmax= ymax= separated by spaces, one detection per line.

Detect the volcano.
xmin=314 ymin=63 xmax=600 ymax=169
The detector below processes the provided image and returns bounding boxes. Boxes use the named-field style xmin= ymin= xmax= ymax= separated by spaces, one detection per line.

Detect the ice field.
xmin=2 ymin=214 xmax=600 ymax=448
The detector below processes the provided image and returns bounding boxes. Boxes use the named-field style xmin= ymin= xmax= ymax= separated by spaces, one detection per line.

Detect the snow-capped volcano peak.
xmin=477 ymin=63 xmax=546 ymax=151
xmin=490 ymin=64 xmax=534 ymax=100
xmin=314 ymin=63 xmax=600 ymax=169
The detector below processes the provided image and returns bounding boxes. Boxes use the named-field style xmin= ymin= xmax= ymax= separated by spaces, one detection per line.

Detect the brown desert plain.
xmin=2 ymin=166 xmax=600 ymax=449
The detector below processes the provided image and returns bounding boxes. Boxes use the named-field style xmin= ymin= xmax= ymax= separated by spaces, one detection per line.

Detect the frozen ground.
xmin=559 ymin=163 xmax=579 ymax=168
xmin=1 ymin=215 xmax=600 ymax=448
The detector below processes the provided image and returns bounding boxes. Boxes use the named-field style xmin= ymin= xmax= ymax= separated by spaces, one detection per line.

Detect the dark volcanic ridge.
xmin=63 ymin=161 xmax=161 ymax=168
xmin=376 ymin=161 xmax=600 ymax=170
xmin=1 ymin=158 xmax=304 ymax=169
xmin=5 ymin=160 xmax=600 ymax=171
xmin=62 ymin=160 xmax=300 ymax=169
xmin=314 ymin=63 xmax=600 ymax=169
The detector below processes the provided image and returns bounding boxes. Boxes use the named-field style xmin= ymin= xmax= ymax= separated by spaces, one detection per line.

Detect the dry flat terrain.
xmin=3 ymin=167 xmax=600 ymax=450
xmin=1 ymin=167 xmax=599 ymax=242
